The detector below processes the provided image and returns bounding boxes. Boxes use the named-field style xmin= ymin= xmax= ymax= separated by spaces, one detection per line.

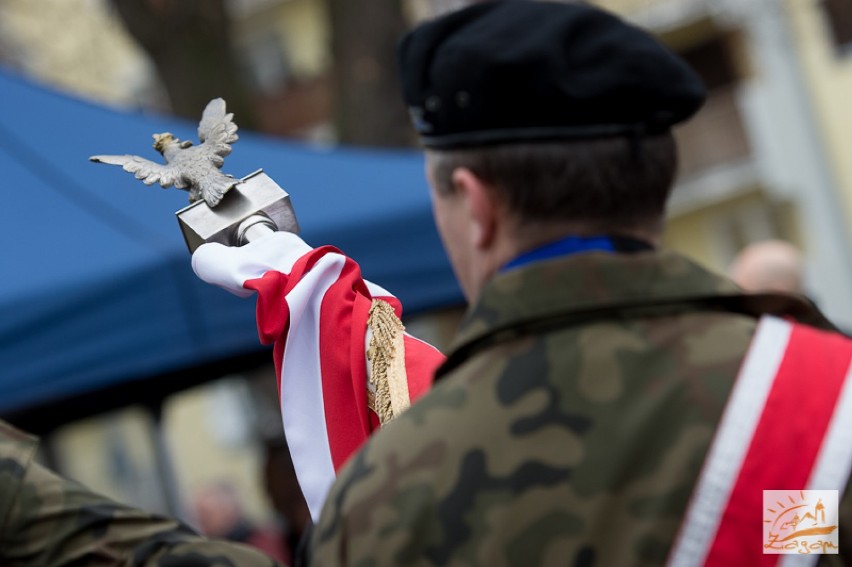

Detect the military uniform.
xmin=0 ymin=419 xmax=282 ymax=567
xmin=309 ymin=250 xmax=847 ymax=566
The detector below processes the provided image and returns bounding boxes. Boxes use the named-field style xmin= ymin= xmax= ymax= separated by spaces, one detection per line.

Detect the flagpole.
xmin=236 ymin=214 xmax=277 ymax=244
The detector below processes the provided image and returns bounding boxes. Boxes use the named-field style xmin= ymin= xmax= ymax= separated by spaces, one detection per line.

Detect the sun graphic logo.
xmin=763 ymin=490 xmax=839 ymax=554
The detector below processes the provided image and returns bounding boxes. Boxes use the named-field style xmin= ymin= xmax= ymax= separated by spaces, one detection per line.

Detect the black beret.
xmin=397 ymin=0 xmax=706 ymax=149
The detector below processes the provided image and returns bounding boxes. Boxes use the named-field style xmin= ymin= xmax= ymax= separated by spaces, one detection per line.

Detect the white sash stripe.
xmin=806 ymin=358 xmax=852 ymax=491
xmin=279 ymin=253 xmax=346 ymax=522
xmin=667 ymin=316 xmax=793 ymax=567
xmin=778 ymin=357 xmax=852 ymax=567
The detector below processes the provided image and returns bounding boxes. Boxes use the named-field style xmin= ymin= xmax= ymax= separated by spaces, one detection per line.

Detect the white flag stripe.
xmin=365 ymin=279 xmax=394 ymax=299
xmin=279 ymin=253 xmax=347 ymax=522
xmin=667 ymin=316 xmax=793 ymax=567
xmin=191 ymin=232 xmax=313 ymax=296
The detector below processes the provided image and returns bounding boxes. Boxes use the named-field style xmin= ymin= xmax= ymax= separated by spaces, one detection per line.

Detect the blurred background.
xmin=1 ymin=0 xmax=851 ymax=559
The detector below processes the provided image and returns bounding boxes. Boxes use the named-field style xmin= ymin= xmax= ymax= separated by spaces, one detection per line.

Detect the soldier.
xmin=193 ymin=1 xmax=852 ymax=565
xmin=0 ymin=419 xmax=282 ymax=566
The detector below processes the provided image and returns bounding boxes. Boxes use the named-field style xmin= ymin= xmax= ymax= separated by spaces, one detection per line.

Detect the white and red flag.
xmin=192 ymin=232 xmax=444 ymax=520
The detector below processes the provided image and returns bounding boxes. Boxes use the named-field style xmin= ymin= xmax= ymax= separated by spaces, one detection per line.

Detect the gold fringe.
xmin=366 ymin=299 xmax=410 ymax=425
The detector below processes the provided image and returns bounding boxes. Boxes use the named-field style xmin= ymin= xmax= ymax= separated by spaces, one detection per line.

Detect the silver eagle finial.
xmin=90 ymin=98 xmax=240 ymax=207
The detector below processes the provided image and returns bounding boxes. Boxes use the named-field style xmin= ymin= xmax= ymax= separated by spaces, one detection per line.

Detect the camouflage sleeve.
xmin=307 ymin=386 xmax=458 ymax=567
xmin=0 ymin=421 xmax=284 ymax=567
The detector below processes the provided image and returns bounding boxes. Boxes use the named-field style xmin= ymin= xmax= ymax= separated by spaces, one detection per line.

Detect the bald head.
xmin=729 ymin=240 xmax=804 ymax=294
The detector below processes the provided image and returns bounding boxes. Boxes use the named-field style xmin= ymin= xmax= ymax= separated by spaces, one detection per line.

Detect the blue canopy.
xmin=0 ymin=68 xmax=461 ymax=430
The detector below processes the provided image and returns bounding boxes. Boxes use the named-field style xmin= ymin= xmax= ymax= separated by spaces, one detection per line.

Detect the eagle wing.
xmin=89 ymin=154 xmax=187 ymax=189
xmin=197 ymin=98 xmax=239 ymax=166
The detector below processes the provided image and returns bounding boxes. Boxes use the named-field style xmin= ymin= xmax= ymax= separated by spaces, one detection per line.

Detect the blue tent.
xmin=0 ymin=68 xmax=461 ymax=432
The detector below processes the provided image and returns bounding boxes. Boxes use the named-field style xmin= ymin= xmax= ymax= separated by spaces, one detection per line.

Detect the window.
xmin=679 ymin=35 xmax=739 ymax=90
xmin=822 ymin=0 xmax=852 ymax=53
xmin=240 ymin=31 xmax=291 ymax=95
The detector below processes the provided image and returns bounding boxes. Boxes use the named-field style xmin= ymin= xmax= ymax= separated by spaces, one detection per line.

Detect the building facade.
xmin=600 ymin=0 xmax=852 ymax=329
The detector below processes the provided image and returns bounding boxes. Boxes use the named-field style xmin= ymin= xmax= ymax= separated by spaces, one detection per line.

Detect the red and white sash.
xmin=668 ymin=316 xmax=852 ymax=566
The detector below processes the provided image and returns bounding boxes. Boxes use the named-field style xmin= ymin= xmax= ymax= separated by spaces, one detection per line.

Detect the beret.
xmin=397 ymin=0 xmax=706 ymax=149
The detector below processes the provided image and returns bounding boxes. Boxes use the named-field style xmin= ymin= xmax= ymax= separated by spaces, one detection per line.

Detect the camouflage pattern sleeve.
xmin=0 ymin=420 xmax=284 ymax=567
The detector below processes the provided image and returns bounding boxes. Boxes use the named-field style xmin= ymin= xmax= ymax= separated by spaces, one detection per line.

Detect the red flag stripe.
xmin=402 ymin=332 xmax=443 ymax=401
xmin=319 ymin=256 xmax=374 ymax=471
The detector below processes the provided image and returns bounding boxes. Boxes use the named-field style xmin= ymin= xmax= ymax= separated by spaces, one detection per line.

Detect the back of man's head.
xmin=426 ymin=135 xmax=677 ymax=234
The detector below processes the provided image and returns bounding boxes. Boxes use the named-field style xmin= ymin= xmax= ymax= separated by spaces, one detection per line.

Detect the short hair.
xmin=427 ymin=132 xmax=678 ymax=233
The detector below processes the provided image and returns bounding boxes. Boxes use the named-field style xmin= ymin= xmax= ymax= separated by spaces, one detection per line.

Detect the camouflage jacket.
xmin=309 ymin=250 xmax=846 ymax=566
xmin=0 ymin=420 xmax=283 ymax=567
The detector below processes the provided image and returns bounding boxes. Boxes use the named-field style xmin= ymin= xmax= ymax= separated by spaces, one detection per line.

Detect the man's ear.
xmin=451 ymin=168 xmax=499 ymax=249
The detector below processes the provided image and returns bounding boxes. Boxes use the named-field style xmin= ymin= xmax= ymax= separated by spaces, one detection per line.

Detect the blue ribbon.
xmin=501 ymin=235 xmax=616 ymax=272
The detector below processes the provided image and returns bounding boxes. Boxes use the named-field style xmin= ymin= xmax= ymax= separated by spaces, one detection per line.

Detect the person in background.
xmin=729 ymin=239 xmax=804 ymax=294
xmin=0 ymin=418 xmax=281 ymax=567
xmin=192 ymin=480 xmax=289 ymax=564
